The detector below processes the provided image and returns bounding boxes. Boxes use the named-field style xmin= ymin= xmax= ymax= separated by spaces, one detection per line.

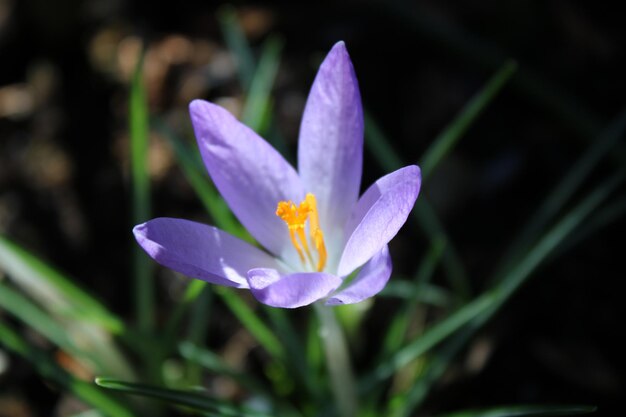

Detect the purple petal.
xmin=338 ymin=165 xmax=421 ymax=277
xmin=134 ymin=217 xmax=282 ymax=288
xmin=326 ymin=246 xmax=392 ymax=305
xmin=190 ymin=100 xmax=304 ymax=261
xmin=247 ymin=269 xmax=342 ymax=308
xmin=298 ymin=42 xmax=364 ymax=249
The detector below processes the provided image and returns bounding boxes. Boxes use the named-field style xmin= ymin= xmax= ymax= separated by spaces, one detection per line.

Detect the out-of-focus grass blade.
xmin=165 ymin=281 xmax=287 ymax=372
xmin=0 ymin=237 xmax=133 ymax=379
xmin=415 ymin=200 xmax=471 ymax=301
xmin=179 ymin=342 xmax=268 ymax=395
xmin=0 ymin=282 xmax=107 ymax=371
xmin=365 ymin=61 xmax=517 ymax=299
xmin=364 ymin=168 xmax=623 ymax=392
xmin=0 ymin=236 xmax=124 ymax=333
xmin=380 ymin=281 xmax=450 ymax=307
xmin=264 ymin=307 xmax=322 ymax=400
xmin=388 ymin=324 xmax=472 ymax=417
xmin=95 ymin=377 xmax=273 ymax=417
xmin=216 ymin=287 xmax=286 ymax=362
xmin=184 ymin=284 xmax=213 ymax=384
xmin=305 ymin=312 xmax=323 ymax=391
xmin=360 ymin=293 xmax=494 ymax=392
xmin=162 ymin=279 xmax=207 ymax=352
xmin=241 ymin=36 xmax=283 ymax=134
xmin=388 ymin=173 xmax=623 ymax=417
xmin=364 ymin=114 xmax=470 ymax=300
xmin=129 ymin=51 xmax=154 ymax=333
xmin=0 ymin=323 xmax=136 ymax=417
xmin=219 ymin=10 xmax=289 ymax=154
xmin=556 ymin=195 xmax=626 ymax=257
xmin=381 ymin=238 xmax=447 ymax=358
xmin=493 ymin=111 xmax=626 ymax=281
xmin=363 ymin=111 xmax=404 ymax=171
xmin=386 ymin=169 xmax=625 ymax=415
xmin=218 ymin=5 xmax=256 ymax=89
xmin=420 ymin=60 xmax=517 ymax=179
xmin=493 ymin=168 xmax=623 ymax=300
xmin=433 ymin=404 xmax=597 ymax=417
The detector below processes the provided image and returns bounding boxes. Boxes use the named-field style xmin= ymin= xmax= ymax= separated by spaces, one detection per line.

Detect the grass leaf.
xmin=420 ymin=60 xmax=517 ymax=179
xmin=242 ymin=36 xmax=283 ymax=134
xmin=95 ymin=377 xmax=272 ymax=417
xmin=0 ymin=323 xmax=135 ymax=417
xmin=218 ymin=5 xmax=256 ymax=89
xmin=0 ymin=236 xmax=133 ymax=379
xmin=129 ymin=49 xmax=154 ymax=333
xmin=0 ymin=236 xmax=123 ymax=333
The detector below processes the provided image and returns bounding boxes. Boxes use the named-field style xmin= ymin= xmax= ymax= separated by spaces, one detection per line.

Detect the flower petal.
xmin=190 ymin=100 xmax=304 ymax=260
xmin=134 ymin=217 xmax=282 ymax=288
xmin=298 ymin=42 xmax=364 ymax=252
xmin=247 ymin=269 xmax=342 ymax=308
xmin=326 ymin=246 xmax=392 ymax=305
xmin=338 ymin=165 xmax=421 ymax=277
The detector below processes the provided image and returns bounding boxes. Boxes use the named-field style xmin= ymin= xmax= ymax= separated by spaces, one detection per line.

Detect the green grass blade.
xmin=218 ymin=5 xmax=256 ymax=89
xmin=264 ymin=307 xmax=322 ymax=400
xmin=379 ymin=281 xmax=450 ymax=307
xmin=433 ymin=404 xmax=597 ymax=417
xmin=179 ymin=342 xmax=268 ymax=395
xmin=129 ymin=51 xmax=154 ymax=333
xmin=390 ymin=169 xmax=625 ymax=415
xmin=556 ymin=195 xmax=626 ymax=257
xmin=363 ymin=111 xmax=404 ymax=171
xmin=360 ymin=293 xmax=494 ymax=392
xmin=242 ymin=36 xmax=283 ymax=134
xmin=219 ymin=11 xmax=289 ymax=154
xmin=184 ymin=285 xmax=213 ymax=384
xmin=0 ymin=323 xmax=136 ymax=417
xmin=161 ymin=279 xmax=208 ymax=353
xmin=415 ymin=199 xmax=471 ymax=300
xmin=420 ymin=60 xmax=517 ymax=179
xmin=0 ymin=236 xmax=124 ymax=333
xmin=494 ymin=168 xmax=623 ymax=301
xmin=381 ymin=238 xmax=447 ymax=358
xmin=0 ymin=236 xmax=134 ymax=379
xmin=364 ymin=113 xmax=470 ymax=300
xmin=493 ymin=111 xmax=626 ymax=281
xmin=305 ymin=312 xmax=323 ymax=393
xmin=0 ymin=282 xmax=106 ymax=371
xmin=388 ymin=324 xmax=473 ymax=417
xmin=95 ymin=377 xmax=273 ymax=417
xmin=382 ymin=168 xmax=622 ymax=389
xmin=216 ymin=287 xmax=285 ymax=362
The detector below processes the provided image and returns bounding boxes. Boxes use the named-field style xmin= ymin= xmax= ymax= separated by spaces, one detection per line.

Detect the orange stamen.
xmin=276 ymin=193 xmax=327 ymax=271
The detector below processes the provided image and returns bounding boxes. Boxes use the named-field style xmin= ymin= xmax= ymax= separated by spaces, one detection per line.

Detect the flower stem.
xmin=314 ymin=303 xmax=358 ymax=417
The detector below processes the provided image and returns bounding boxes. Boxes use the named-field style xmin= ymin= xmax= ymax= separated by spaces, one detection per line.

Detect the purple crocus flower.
xmin=133 ymin=42 xmax=421 ymax=308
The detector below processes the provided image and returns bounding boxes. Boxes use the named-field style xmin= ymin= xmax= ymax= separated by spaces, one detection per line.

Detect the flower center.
xmin=276 ymin=193 xmax=327 ymax=272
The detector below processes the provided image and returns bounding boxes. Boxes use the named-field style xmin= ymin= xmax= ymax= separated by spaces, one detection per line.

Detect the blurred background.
xmin=0 ymin=0 xmax=624 ymax=416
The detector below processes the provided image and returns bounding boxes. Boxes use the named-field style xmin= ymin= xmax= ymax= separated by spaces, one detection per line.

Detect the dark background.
xmin=0 ymin=0 xmax=624 ymax=416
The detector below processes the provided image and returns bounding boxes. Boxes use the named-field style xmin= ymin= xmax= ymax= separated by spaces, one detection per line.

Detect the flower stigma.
xmin=276 ymin=193 xmax=327 ymax=272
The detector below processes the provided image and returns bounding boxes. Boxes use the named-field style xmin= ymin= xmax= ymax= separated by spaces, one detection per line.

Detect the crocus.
xmin=133 ymin=42 xmax=421 ymax=308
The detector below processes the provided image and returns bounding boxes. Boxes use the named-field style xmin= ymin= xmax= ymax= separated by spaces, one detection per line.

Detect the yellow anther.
xmin=276 ymin=193 xmax=327 ymax=272
xmin=305 ymin=193 xmax=327 ymax=271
